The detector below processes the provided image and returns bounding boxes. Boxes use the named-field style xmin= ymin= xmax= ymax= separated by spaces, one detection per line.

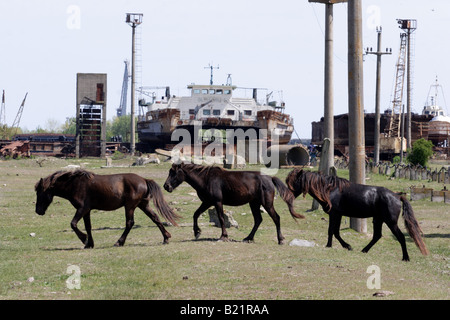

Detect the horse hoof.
xmin=162 ymin=239 xmax=169 ymax=245
xmin=242 ymin=238 xmax=254 ymax=243
xmin=114 ymin=242 xmax=123 ymax=247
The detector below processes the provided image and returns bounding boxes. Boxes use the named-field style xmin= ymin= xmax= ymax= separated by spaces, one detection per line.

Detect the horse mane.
xmin=179 ymin=162 xmax=223 ymax=177
xmin=36 ymin=169 xmax=95 ymax=192
xmin=293 ymin=169 xmax=351 ymax=213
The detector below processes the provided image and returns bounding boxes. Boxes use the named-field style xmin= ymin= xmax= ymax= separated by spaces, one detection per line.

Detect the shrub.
xmin=407 ymin=138 xmax=433 ymax=167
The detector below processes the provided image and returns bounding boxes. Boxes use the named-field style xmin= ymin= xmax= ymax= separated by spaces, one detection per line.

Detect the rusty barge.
xmin=136 ymin=81 xmax=294 ymax=151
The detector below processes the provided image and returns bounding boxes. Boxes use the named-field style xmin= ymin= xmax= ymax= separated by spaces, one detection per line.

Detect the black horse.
xmin=286 ymin=169 xmax=428 ymax=261
xmin=35 ymin=169 xmax=180 ymax=248
xmin=164 ymin=163 xmax=305 ymax=244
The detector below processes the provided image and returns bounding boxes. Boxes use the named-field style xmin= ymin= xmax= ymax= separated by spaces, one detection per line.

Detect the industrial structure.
xmin=125 ymin=13 xmax=143 ymax=156
xmin=116 ymin=60 xmax=129 ymax=117
xmin=75 ymin=73 xmax=107 ymax=158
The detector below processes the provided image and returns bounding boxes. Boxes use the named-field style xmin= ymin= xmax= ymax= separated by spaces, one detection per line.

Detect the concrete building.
xmin=76 ymin=73 xmax=107 ymax=158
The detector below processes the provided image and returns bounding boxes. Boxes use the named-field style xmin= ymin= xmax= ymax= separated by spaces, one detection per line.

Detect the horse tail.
xmin=146 ymin=179 xmax=181 ymax=227
xmin=271 ymin=177 xmax=305 ymax=220
xmin=400 ymin=196 xmax=429 ymax=256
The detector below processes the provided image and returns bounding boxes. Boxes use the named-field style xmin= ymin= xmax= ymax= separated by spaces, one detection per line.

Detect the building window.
xmin=189 ymin=109 xmax=195 ymax=115
xmin=203 ymin=109 xmax=211 ymax=116
xmin=202 ymin=89 xmax=208 ymax=94
xmin=227 ymin=110 xmax=235 ymax=116
xmin=244 ymin=110 xmax=252 ymax=116
xmin=213 ymin=109 xmax=220 ymax=116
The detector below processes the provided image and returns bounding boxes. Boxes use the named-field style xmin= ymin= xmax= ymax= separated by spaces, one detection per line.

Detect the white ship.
xmin=137 ymin=76 xmax=294 ymax=150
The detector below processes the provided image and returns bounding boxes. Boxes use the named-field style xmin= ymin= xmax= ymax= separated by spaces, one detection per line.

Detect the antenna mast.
xmin=204 ymin=63 xmax=219 ymax=85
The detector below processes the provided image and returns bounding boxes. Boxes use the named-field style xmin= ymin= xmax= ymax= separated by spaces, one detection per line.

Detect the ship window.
xmin=202 ymin=89 xmax=208 ymax=94
xmin=209 ymin=89 xmax=215 ymax=94
xmin=227 ymin=110 xmax=235 ymax=116
xmin=244 ymin=110 xmax=252 ymax=116
xmin=224 ymin=90 xmax=231 ymax=94
xmin=213 ymin=109 xmax=220 ymax=116
xmin=216 ymin=89 xmax=223 ymax=95
xmin=203 ymin=109 xmax=211 ymax=115
xmin=193 ymin=89 xmax=201 ymax=94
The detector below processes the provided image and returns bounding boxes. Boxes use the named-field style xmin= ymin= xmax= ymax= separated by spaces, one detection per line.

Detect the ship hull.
xmin=138 ymin=110 xmax=293 ymax=150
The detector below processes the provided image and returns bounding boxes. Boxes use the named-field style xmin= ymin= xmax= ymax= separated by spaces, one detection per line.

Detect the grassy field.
xmin=0 ymin=157 xmax=448 ymax=300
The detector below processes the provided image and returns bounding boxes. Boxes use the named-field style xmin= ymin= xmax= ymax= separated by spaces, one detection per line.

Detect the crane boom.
xmin=386 ymin=33 xmax=407 ymax=137
xmin=11 ymin=92 xmax=28 ymax=137
xmin=116 ymin=60 xmax=129 ymax=117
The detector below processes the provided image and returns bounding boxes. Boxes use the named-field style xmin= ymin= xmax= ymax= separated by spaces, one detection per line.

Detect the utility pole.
xmin=126 ymin=13 xmax=143 ymax=156
xmin=365 ymin=27 xmax=391 ymax=164
xmin=308 ymin=0 xmax=346 ymax=176
xmin=347 ymin=0 xmax=366 ymax=233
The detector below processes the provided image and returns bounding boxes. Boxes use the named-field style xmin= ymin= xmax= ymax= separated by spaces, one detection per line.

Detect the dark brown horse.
xmin=163 ymin=163 xmax=304 ymax=244
xmin=286 ymin=169 xmax=428 ymax=261
xmin=35 ymin=169 xmax=180 ymax=248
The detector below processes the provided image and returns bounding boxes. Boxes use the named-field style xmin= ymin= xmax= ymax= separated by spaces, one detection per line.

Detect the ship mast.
xmin=204 ymin=63 xmax=219 ymax=85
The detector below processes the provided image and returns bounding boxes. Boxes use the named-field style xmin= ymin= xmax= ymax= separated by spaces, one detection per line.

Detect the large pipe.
xmin=264 ymin=145 xmax=310 ymax=168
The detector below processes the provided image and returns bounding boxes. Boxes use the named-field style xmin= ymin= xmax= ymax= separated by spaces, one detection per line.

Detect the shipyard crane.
xmin=0 ymin=90 xmax=6 ymax=139
xmin=116 ymin=60 xmax=130 ymax=117
xmin=1 ymin=90 xmax=5 ymax=126
xmin=11 ymin=92 xmax=28 ymax=137
xmin=385 ymin=32 xmax=407 ymax=138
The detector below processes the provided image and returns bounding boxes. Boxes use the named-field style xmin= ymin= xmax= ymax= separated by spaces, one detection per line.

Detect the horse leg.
xmin=243 ymin=201 xmax=263 ymax=243
xmin=386 ymin=221 xmax=410 ymax=261
xmin=262 ymin=198 xmax=285 ymax=245
xmin=214 ymin=202 xmax=229 ymax=241
xmin=115 ymin=206 xmax=135 ymax=247
xmin=82 ymin=213 xmax=94 ymax=249
xmin=193 ymin=202 xmax=211 ymax=240
xmin=70 ymin=208 xmax=89 ymax=247
xmin=362 ymin=217 xmax=383 ymax=253
xmin=140 ymin=204 xmax=171 ymax=244
xmin=329 ymin=213 xmax=352 ymax=250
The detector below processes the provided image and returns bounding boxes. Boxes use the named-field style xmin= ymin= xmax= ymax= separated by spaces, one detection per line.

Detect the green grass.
xmin=0 ymin=157 xmax=448 ymax=300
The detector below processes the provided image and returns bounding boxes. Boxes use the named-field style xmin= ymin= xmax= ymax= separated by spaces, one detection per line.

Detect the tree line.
xmin=1 ymin=115 xmax=136 ymax=142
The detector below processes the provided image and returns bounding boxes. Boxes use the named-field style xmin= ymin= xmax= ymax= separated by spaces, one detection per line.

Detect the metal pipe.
xmin=265 ymin=145 xmax=310 ymax=167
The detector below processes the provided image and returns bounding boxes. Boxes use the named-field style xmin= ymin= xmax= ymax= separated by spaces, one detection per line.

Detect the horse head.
xmin=34 ymin=178 xmax=54 ymax=215
xmin=285 ymin=169 xmax=306 ymax=198
xmin=163 ymin=163 xmax=186 ymax=192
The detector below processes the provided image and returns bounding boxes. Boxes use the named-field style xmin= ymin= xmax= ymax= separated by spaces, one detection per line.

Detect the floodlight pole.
xmin=126 ymin=13 xmax=143 ymax=156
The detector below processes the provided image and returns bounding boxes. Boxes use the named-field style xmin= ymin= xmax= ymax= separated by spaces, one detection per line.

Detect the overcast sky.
xmin=0 ymin=0 xmax=448 ymax=139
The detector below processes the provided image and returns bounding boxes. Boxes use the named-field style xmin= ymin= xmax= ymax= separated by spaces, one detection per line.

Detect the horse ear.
xmin=35 ymin=178 xmax=43 ymax=191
